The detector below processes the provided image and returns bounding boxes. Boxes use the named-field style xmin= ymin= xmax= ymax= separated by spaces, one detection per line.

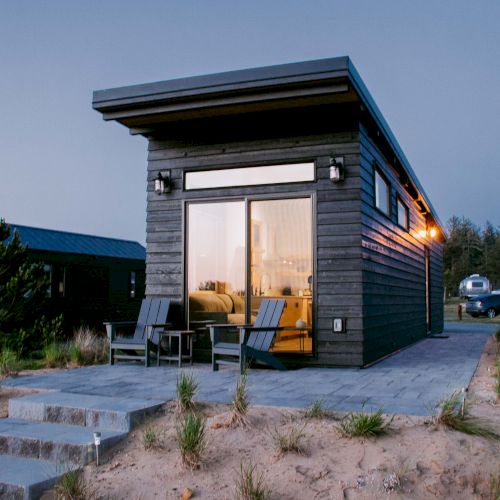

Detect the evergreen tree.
xmin=0 ymin=219 xmax=49 ymax=354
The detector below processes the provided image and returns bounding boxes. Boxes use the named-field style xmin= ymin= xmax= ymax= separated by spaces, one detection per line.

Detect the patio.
xmin=4 ymin=322 xmax=494 ymax=416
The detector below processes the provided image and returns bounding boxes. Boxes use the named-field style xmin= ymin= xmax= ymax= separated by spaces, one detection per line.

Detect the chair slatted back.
xmin=247 ymin=299 xmax=285 ymax=352
xmin=133 ymin=298 xmax=170 ymax=343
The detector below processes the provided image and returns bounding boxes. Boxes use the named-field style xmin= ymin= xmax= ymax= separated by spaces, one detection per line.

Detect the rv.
xmin=459 ymin=274 xmax=491 ymax=299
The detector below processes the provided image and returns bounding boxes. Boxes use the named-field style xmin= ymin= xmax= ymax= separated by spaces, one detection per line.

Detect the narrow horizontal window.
xmin=374 ymin=169 xmax=390 ymax=215
xmin=397 ymin=198 xmax=409 ymax=230
xmin=184 ymin=162 xmax=315 ymax=190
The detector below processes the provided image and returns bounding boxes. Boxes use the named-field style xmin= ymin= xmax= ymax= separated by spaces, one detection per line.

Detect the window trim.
xmin=396 ymin=196 xmax=410 ymax=231
xmin=373 ymin=164 xmax=391 ymax=217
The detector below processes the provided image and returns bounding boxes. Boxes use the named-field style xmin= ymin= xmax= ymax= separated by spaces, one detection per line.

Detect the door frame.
xmin=183 ymin=191 xmax=317 ymax=357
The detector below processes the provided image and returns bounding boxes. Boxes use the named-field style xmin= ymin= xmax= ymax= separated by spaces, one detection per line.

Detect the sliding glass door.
xmin=187 ymin=197 xmax=313 ymax=354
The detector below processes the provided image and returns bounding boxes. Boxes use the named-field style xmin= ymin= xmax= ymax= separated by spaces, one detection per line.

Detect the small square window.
xmin=374 ymin=169 xmax=390 ymax=215
xmin=397 ymin=198 xmax=409 ymax=230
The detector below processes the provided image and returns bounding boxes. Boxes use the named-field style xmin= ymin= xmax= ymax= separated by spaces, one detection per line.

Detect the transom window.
xmin=184 ymin=162 xmax=315 ymax=190
xmin=374 ymin=169 xmax=390 ymax=215
xmin=397 ymin=198 xmax=409 ymax=230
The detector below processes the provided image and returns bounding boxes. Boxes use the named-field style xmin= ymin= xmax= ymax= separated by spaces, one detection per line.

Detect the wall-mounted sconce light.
xmin=154 ymin=171 xmax=171 ymax=195
xmin=417 ymin=227 xmax=438 ymax=239
xmin=329 ymin=156 xmax=345 ymax=183
xmin=429 ymin=227 xmax=437 ymax=238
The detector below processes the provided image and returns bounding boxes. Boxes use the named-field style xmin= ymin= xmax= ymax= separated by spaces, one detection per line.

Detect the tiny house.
xmin=93 ymin=57 xmax=444 ymax=366
xmin=9 ymin=224 xmax=146 ymax=333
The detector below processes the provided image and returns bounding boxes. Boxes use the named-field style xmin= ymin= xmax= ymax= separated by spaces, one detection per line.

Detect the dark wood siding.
xmin=359 ymin=124 xmax=444 ymax=364
xmin=145 ymin=108 xmax=364 ymax=366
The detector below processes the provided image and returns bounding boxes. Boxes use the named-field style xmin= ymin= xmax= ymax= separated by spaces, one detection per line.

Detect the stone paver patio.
xmin=3 ymin=322 xmax=495 ymax=416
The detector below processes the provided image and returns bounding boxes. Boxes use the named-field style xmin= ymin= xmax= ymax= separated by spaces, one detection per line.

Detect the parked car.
xmin=465 ymin=294 xmax=500 ymax=319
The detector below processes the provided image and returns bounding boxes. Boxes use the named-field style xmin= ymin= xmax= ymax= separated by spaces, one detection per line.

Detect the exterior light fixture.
xmin=329 ymin=157 xmax=345 ymax=183
xmin=93 ymin=431 xmax=101 ymax=466
xmin=154 ymin=171 xmax=171 ymax=194
xmin=429 ymin=227 xmax=437 ymax=238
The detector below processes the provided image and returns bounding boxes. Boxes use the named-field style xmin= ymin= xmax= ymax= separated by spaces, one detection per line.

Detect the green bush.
xmin=68 ymin=327 xmax=108 ymax=366
xmin=434 ymin=392 xmax=499 ymax=438
xmin=43 ymin=343 xmax=69 ymax=368
xmin=176 ymin=372 xmax=198 ymax=412
xmin=176 ymin=412 xmax=206 ymax=469
xmin=235 ymin=460 xmax=271 ymax=500
xmin=339 ymin=408 xmax=389 ymax=438
xmin=0 ymin=348 xmax=20 ymax=377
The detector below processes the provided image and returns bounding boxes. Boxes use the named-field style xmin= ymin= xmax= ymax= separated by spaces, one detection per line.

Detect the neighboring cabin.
xmin=7 ymin=224 xmax=146 ymax=333
xmin=93 ymin=56 xmax=444 ymax=367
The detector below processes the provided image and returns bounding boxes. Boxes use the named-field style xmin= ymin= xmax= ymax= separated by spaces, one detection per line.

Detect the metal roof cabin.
xmin=7 ymin=224 xmax=146 ymax=332
xmin=93 ymin=57 xmax=444 ymax=367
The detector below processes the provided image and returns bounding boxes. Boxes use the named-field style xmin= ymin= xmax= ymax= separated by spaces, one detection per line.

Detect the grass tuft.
xmin=53 ymin=468 xmax=94 ymax=499
xmin=43 ymin=343 xmax=69 ymax=368
xmin=305 ymin=399 xmax=329 ymax=419
xmin=176 ymin=412 xmax=206 ymax=469
xmin=494 ymin=327 xmax=500 ymax=342
xmin=229 ymin=372 xmax=250 ymax=427
xmin=69 ymin=327 xmax=108 ymax=366
xmin=270 ymin=420 xmax=306 ymax=455
xmin=490 ymin=472 xmax=500 ymax=500
xmin=0 ymin=348 xmax=20 ymax=378
xmin=142 ymin=425 xmax=163 ymax=451
xmin=235 ymin=460 xmax=271 ymax=500
xmin=176 ymin=372 xmax=198 ymax=413
xmin=434 ymin=391 xmax=499 ymax=439
xmin=339 ymin=407 xmax=389 ymax=438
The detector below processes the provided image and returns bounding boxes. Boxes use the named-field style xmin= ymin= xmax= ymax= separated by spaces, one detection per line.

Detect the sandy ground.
xmin=58 ymin=337 xmax=500 ymax=500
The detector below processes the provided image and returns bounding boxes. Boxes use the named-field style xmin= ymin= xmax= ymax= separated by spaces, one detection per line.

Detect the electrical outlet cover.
xmin=333 ymin=318 xmax=344 ymax=332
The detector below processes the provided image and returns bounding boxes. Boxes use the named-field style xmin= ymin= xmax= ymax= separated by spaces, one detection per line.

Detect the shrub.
xmin=434 ymin=391 xmax=499 ymax=438
xmin=495 ymin=359 xmax=500 ymax=395
xmin=229 ymin=372 xmax=250 ymax=427
xmin=270 ymin=421 xmax=306 ymax=455
xmin=0 ymin=348 xmax=20 ymax=377
xmin=494 ymin=327 xmax=500 ymax=342
xmin=305 ymin=399 xmax=329 ymax=419
xmin=43 ymin=343 xmax=69 ymax=368
xmin=339 ymin=407 xmax=389 ymax=438
xmin=142 ymin=425 xmax=163 ymax=451
xmin=69 ymin=327 xmax=108 ymax=366
xmin=176 ymin=372 xmax=198 ymax=413
xmin=235 ymin=460 xmax=271 ymax=500
xmin=176 ymin=412 xmax=206 ymax=469
xmin=53 ymin=467 xmax=94 ymax=499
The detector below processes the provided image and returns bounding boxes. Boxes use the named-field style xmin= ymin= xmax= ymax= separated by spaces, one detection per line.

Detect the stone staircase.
xmin=0 ymin=392 xmax=164 ymax=499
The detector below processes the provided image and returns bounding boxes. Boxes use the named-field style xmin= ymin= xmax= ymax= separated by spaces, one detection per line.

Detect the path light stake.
xmin=93 ymin=431 xmax=101 ymax=466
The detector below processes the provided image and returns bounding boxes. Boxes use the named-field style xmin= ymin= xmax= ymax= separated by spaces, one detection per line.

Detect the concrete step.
xmin=0 ymin=454 xmax=66 ymax=500
xmin=9 ymin=391 xmax=164 ymax=431
xmin=0 ymin=418 xmax=125 ymax=466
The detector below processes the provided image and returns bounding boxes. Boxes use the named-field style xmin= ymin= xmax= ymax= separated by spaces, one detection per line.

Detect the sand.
xmin=74 ymin=337 xmax=500 ymax=499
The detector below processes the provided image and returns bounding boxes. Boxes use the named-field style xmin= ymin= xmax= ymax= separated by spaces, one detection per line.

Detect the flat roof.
xmin=6 ymin=224 xmax=146 ymax=260
xmin=93 ymin=56 xmax=443 ymax=231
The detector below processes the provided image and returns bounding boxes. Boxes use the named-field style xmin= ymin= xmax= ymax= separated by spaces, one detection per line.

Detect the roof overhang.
xmin=93 ymin=56 xmax=444 ymax=235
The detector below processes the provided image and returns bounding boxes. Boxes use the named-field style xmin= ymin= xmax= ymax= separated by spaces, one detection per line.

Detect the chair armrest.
xmin=104 ymin=321 xmax=136 ymax=341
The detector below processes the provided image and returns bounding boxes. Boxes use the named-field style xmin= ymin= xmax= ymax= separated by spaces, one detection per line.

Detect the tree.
xmin=0 ymin=219 xmax=49 ymax=354
xmin=444 ymin=216 xmax=500 ymax=296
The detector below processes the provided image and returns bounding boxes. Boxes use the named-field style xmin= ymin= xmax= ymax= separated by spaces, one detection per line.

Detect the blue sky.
xmin=1 ymin=0 xmax=499 ymax=244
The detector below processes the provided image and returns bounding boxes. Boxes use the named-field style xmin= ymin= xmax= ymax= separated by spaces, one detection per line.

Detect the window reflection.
xmin=188 ymin=202 xmax=246 ymax=327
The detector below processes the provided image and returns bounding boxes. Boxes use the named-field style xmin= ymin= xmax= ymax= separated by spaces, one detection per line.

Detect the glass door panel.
xmin=187 ymin=202 xmax=246 ymax=329
xmin=250 ymin=198 xmax=313 ymax=353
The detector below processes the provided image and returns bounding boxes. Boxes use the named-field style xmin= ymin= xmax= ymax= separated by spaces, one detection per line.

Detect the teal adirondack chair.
xmin=105 ymin=298 xmax=171 ymax=366
xmin=210 ymin=299 xmax=286 ymax=373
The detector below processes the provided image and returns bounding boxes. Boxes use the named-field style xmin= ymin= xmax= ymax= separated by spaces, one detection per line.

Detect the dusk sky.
xmin=1 ymin=0 xmax=499 ymax=245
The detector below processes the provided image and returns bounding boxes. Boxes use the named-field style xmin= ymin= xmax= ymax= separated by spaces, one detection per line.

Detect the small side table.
xmin=157 ymin=330 xmax=194 ymax=367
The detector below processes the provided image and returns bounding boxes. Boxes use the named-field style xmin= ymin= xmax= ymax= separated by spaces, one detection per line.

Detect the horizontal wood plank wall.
xmin=359 ymin=123 xmax=444 ymax=364
xmin=145 ymin=124 xmax=364 ymax=366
